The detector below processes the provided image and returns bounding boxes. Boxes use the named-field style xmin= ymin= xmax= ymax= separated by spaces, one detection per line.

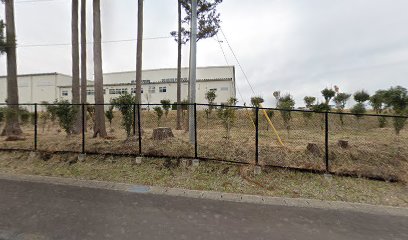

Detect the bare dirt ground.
xmin=1 ymin=109 xmax=407 ymax=182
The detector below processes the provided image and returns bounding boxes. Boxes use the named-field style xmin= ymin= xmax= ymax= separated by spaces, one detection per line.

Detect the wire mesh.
xmin=328 ymin=112 xmax=408 ymax=182
xmin=36 ymin=103 xmax=82 ymax=153
xmin=140 ymin=104 xmax=194 ymax=158
xmin=0 ymin=103 xmax=407 ymax=182
xmin=258 ymin=108 xmax=326 ymax=170
xmin=196 ymin=105 xmax=255 ymax=163
xmin=0 ymin=104 xmax=35 ymax=150
xmin=85 ymin=103 xmax=138 ymax=155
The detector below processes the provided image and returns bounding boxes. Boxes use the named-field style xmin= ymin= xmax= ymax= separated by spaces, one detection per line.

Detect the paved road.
xmin=0 ymin=179 xmax=407 ymax=240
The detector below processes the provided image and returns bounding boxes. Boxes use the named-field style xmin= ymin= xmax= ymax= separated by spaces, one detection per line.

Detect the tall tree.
xmin=80 ymin=0 xmax=87 ymax=106
xmin=135 ymin=0 xmax=143 ymax=133
xmin=71 ymin=0 xmax=81 ymax=134
xmin=0 ymin=19 xmax=5 ymax=52
xmin=171 ymin=0 xmax=223 ymax=129
xmin=92 ymin=0 xmax=107 ymax=137
xmin=1 ymin=0 xmax=23 ymax=138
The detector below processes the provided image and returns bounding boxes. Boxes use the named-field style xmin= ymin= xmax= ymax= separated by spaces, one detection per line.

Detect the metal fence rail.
xmin=0 ymin=103 xmax=407 ymax=182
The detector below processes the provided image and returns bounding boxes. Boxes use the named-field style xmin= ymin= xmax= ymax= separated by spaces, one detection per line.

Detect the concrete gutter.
xmin=0 ymin=172 xmax=407 ymax=217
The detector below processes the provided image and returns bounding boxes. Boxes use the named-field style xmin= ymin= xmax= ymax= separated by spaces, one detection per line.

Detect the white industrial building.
xmin=0 ymin=66 xmax=236 ymax=105
xmin=0 ymin=72 xmax=73 ymax=104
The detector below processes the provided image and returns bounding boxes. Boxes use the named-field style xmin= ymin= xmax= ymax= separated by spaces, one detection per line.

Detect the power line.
xmin=10 ymin=36 xmax=172 ymax=48
xmin=220 ymin=28 xmax=256 ymax=96
xmin=215 ymin=33 xmax=246 ymax=105
xmin=15 ymin=0 xmax=67 ymax=4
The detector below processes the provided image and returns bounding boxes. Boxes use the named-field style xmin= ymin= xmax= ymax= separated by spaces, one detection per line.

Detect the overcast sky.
xmin=1 ymin=0 xmax=408 ymax=106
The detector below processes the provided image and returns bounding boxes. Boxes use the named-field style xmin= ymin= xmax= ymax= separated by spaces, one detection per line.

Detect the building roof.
xmin=103 ymin=65 xmax=235 ymax=75
xmin=0 ymin=72 xmax=72 ymax=78
xmin=59 ymin=77 xmax=233 ymax=88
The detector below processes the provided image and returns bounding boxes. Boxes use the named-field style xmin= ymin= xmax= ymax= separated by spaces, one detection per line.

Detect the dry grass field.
xmin=1 ymin=107 xmax=407 ymax=183
xmin=0 ymin=151 xmax=407 ymax=207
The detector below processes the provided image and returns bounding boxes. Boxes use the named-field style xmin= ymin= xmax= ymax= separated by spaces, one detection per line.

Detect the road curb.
xmin=0 ymin=172 xmax=407 ymax=217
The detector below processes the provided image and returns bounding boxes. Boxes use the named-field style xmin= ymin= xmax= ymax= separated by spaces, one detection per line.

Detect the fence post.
xmin=137 ymin=104 xmax=142 ymax=155
xmin=133 ymin=104 xmax=136 ymax=136
xmin=34 ymin=103 xmax=38 ymax=151
xmin=82 ymin=103 xmax=85 ymax=154
xmin=255 ymin=107 xmax=259 ymax=165
xmin=194 ymin=103 xmax=198 ymax=159
xmin=325 ymin=111 xmax=329 ymax=172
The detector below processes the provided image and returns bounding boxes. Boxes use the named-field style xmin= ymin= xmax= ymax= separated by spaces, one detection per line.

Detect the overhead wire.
xmin=215 ymin=33 xmax=256 ymax=129
xmin=219 ymin=28 xmax=284 ymax=146
xmin=214 ymin=33 xmax=246 ymax=105
xmin=3 ymin=36 xmax=173 ymax=48
xmin=15 ymin=0 xmax=67 ymax=4
xmin=219 ymin=28 xmax=256 ymax=96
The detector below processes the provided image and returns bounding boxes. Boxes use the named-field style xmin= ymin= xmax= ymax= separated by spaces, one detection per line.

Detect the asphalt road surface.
xmin=0 ymin=179 xmax=407 ymax=240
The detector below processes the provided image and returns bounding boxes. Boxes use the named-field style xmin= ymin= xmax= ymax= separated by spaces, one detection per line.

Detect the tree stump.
xmin=5 ymin=135 xmax=26 ymax=141
xmin=152 ymin=127 xmax=174 ymax=140
xmin=338 ymin=140 xmax=349 ymax=149
xmin=307 ymin=143 xmax=321 ymax=156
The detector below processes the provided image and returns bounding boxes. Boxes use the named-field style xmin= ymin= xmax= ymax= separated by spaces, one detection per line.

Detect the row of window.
xmin=161 ymin=78 xmax=188 ymax=83
xmin=130 ymin=80 xmax=151 ymax=84
xmin=62 ymin=87 xmax=166 ymax=96
xmin=62 ymin=86 xmax=226 ymax=97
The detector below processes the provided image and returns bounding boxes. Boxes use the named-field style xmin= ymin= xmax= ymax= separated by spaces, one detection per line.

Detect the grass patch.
xmin=0 ymin=151 xmax=407 ymax=207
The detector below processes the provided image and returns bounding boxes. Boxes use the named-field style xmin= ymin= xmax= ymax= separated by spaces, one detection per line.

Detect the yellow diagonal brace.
xmin=259 ymin=103 xmax=285 ymax=146
xmin=245 ymin=107 xmax=256 ymax=129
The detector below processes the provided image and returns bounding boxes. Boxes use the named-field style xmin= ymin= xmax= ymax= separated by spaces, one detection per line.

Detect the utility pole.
xmin=188 ymin=0 xmax=197 ymax=144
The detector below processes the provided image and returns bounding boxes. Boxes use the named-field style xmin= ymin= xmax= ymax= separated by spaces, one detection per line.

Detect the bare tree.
xmin=80 ymin=0 xmax=87 ymax=125
xmin=71 ymin=0 xmax=81 ymax=134
xmin=0 ymin=0 xmax=23 ymax=138
xmin=92 ymin=0 xmax=107 ymax=137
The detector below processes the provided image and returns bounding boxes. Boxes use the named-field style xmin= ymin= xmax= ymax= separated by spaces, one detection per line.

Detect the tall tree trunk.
xmin=176 ymin=0 xmax=182 ymax=130
xmin=71 ymin=0 xmax=81 ymax=134
xmin=80 ymin=0 xmax=87 ymax=130
xmin=135 ymin=0 xmax=143 ymax=134
xmin=92 ymin=0 xmax=107 ymax=138
xmin=1 ymin=0 xmax=22 ymax=138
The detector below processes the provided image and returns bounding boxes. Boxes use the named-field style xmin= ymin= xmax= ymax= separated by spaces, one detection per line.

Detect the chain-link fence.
xmin=0 ymin=104 xmax=35 ymax=151
xmin=0 ymin=103 xmax=407 ymax=182
xmin=328 ymin=112 xmax=408 ymax=181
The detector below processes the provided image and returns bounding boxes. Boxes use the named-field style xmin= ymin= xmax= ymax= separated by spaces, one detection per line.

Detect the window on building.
xmin=61 ymin=90 xmax=68 ymax=96
xmin=209 ymin=88 xmax=217 ymax=92
xmin=159 ymin=86 xmax=167 ymax=93
xmin=109 ymin=88 xmax=128 ymax=95
xmin=131 ymin=88 xmax=143 ymax=94
xmin=220 ymin=87 xmax=228 ymax=91
xmin=87 ymin=89 xmax=95 ymax=96
xmin=148 ymin=86 xmax=155 ymax=93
